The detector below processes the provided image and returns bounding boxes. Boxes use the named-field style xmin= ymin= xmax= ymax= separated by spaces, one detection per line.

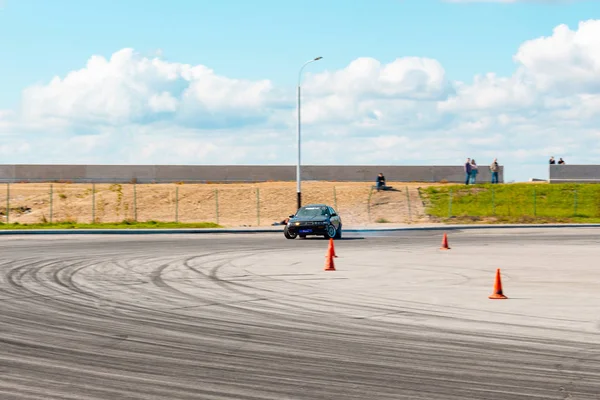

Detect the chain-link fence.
xmin=0 ymin=183 xmax=427 ymax=226
xmin=423 ymin=184 xmax=600 ymax=220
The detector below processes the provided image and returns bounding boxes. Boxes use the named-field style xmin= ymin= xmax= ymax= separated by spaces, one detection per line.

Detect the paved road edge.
xmin=1 ymin=223 xmax=600 ymax=235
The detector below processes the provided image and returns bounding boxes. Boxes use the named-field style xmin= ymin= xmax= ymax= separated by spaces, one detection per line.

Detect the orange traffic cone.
xmin=440 ymin=233 xmax=450 ymax=250
xmin=324 ymin=240 xmax=337 ymax=271
xmin=489 ymin=268 xmax=507 ymax=299
xmin=328 ymin=238 xmax=338 ymax=258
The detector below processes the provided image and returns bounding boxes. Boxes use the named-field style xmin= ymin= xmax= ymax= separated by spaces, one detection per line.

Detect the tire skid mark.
xmin=178 ymin=252 xmax=413 ymax=335
xmin=184 ymin=254 xmax=470 ymax=332
xmin=1 ymin=251 xmax=591 ymax=343
xmin=1 ymin=236 xmax=600 ymax=399
xmin=188 ymin=251 xmax=594 ymax=340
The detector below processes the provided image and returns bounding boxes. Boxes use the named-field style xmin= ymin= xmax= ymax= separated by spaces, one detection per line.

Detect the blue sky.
xmin=1 ymin=0 xmax=597 ymax=104
xmin=1 ymin=0 xmax=600 ymax=181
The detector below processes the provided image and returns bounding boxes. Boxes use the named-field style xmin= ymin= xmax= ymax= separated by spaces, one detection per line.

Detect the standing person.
xmin=549 ymin=156 xmax=556 ymax=164
xmin=490 ymin=158 xmax=499 ymax=184
xmin=464 ymin=158 xmax=472 ymax=185
xmin=558 ymin=158 xmax=565 ymax=165
xmin=469 ymin=159 xmax=479 ymax=184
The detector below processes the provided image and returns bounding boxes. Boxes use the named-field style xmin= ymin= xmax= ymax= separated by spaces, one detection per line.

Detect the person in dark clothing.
xmin=549 ymin=157 xmax=556 ymax=164
xmin=558 ymin=158 xmax=565 ymax=165
xmin=376 ymin=173 xmax=386 ymax=191
xmin=464 ymin=158 xmax=472 ymax=185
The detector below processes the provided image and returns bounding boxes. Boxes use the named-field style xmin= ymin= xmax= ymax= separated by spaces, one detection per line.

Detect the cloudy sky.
xmin=1 ymin=0 xmax=599 ymax=182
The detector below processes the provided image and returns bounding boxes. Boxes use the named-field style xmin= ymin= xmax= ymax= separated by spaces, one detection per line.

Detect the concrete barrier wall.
xmin=549 ymin=165 xmax=600 ymax=183
xmin=0 ymin=164 xmax=504 ymax=184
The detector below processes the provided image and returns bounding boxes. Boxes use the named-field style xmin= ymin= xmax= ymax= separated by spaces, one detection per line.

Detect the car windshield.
xmin=296 ymin=206 xmax=329 ymax=218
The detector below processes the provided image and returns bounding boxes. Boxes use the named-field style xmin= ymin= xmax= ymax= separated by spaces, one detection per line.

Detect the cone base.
xmin=489 ymin=293 xmax=507 ymax=299
xmin=440 ymin=247 xmax=450 ymax=250
xmin=324 ymin=266 xmax=336 ymax=271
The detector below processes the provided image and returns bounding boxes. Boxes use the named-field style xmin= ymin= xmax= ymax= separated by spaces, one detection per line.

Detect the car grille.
xmin=299 ymin=221 xmax=325 ymax=226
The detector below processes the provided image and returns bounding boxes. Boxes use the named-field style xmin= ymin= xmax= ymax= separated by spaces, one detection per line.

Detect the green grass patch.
xmin=0 ymin=220 xmax=222 ymax=230
xmin=420 ymin=183 xmax=600 ymax=224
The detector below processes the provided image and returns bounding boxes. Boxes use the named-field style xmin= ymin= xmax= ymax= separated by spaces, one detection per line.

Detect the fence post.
xmin=448 ymin=189 xmax=453 ymax=218
xmin=175 ymin=186 xmax=179 ymax=223
xmin=333 ymin=186 xmax=337 ymax=210
xmin=133 ymin=184 xmax=137 ymax=222
xmin=533 ymin=188 xmax=537 ymax=216
xmin=5 ymin=183 xmax=9 ymax=224
xmin=574 ymin=188 xmax=578 ymax=217
xmin=405 ymin=186 xmax=412 ymax=223
xmin=49 ymin=184 xmax=53 ymax=223
xmin=367 ymin=187 xmax=373 ymax=223
xmin=92 ymin=183 xmax=96 ymax=223
xmin=256 ymin=188 xmax=260 ymax=226
xmin=215 ymin=189 xmax=219 ymax=224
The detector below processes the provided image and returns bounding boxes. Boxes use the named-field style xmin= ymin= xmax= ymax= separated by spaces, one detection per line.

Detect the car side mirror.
xmin=289 ymin=215 xmax=295 ymax=218
xmin=331 ymin=213 xmax=337 ymax=217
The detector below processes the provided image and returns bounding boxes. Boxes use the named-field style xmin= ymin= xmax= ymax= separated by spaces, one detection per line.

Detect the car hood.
xmin=290 ymin=216 xmax=329 ymax=223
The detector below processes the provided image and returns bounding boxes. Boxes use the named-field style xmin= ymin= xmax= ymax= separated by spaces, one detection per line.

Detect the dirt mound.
xmin=0 ymin=181 xmax=437 ymax=226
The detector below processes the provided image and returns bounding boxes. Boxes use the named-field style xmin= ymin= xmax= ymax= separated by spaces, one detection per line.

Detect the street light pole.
xmin=296 ymin=56 xmax=322 ymax=211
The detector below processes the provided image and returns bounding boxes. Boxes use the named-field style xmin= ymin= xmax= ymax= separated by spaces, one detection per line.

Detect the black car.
xmin=284 ymin=204 xmax=342 ymax=239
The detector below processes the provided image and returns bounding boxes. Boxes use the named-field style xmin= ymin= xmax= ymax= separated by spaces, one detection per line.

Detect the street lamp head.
xmin=314 ymin=56 xmax=323 ymax=61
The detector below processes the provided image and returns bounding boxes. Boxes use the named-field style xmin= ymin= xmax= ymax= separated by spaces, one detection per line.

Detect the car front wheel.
xmin=334 ymin=224 xmax=342 ymax=239
xmin=284 ymin=227 xmax=297 ymax=239
xmin=325 ymin=224 xmax=337 ymax=239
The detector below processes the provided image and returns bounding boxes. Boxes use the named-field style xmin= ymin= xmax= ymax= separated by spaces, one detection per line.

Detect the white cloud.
xmin=304 ymin=57 xmax=450 ymax=100
xmin=514 ymin=21 xmax=600 ymax=95
xmin=438 ymin=73 xmax=539 ymax=113
xmin=5 ymin=19 xmax=600 ymax=181
xmin=20 ymin=48 xmax=284 ymax=127
xmin=0 ymin=109 xmax=14 ymax=123
xmin=148 ymin=92 xmax=178 ymax=113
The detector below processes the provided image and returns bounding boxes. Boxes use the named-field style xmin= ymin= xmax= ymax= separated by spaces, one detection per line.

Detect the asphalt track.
xmin=1 ymin=228 xmax=600 ymax=399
